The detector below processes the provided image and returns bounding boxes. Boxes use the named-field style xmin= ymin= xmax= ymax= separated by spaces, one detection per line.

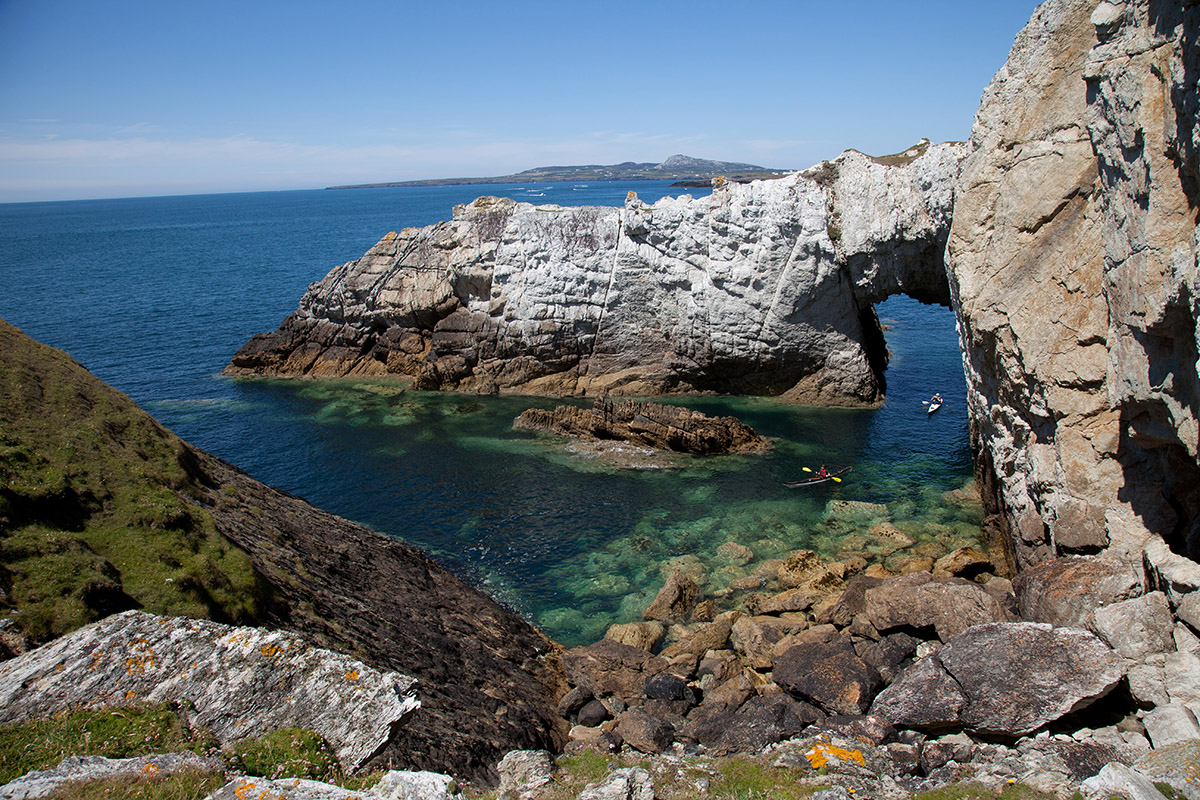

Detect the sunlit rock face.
xmin=947 ymin=0 xmax=1200 ymax=567
xmin=227 ymin=142 xmax=964 ymax=407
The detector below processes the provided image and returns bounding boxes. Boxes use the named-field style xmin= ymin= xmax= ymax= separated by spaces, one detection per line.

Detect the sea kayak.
xmin=784 ymin=466 xmax=852 ymax=487
xmin=928 ymin=400 xmax=943 ymax=414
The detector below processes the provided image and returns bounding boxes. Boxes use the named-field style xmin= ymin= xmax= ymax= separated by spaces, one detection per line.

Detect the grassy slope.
xmin=0 ymin=318 xmax=267 ymax=645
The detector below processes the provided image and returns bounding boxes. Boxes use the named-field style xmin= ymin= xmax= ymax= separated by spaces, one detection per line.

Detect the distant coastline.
xmin=326 ymin=154 xmax=789 ymax=190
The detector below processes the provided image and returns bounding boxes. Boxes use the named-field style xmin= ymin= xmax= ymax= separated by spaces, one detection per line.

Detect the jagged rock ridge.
xmin=228 ymin=140 xmax=964 ymax=407
xmin=0 ymin=319 xmax=567 ymax=785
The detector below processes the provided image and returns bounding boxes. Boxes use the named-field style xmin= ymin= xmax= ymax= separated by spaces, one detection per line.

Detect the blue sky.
xmin=0 ymin=1 xmax=1042 ymax=202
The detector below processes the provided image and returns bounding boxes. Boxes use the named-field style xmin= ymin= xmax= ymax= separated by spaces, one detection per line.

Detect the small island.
xmin=514 ymin=398 xmax=769 ymax=457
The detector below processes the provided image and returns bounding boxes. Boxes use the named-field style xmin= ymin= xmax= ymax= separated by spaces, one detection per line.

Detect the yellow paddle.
xmin=801 ymin=466 xmax=842 ymax=482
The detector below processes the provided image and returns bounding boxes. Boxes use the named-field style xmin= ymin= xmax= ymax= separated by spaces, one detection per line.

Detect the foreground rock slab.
xmin=0 ymin=611 xmax=419 ymax=770
xmin=0 ymin=753 xmax=221 ymax=800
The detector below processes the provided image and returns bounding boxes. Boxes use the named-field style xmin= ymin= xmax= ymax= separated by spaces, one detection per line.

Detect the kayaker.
xmin=930 ymin=393 xmax=942 ymax=405
xmin=818 ymin=465 xmax=829 ymax=478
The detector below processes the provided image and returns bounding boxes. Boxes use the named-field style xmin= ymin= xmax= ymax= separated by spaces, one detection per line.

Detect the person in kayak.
xmin=818 ymin=465 xmax=829 ymax=478
xmin=930 ymin=393 xmax=943 ymax=405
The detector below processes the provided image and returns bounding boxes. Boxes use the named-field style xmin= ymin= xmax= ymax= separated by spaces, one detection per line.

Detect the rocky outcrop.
xmin=0 ymin=319 xmax=567 ymax=786
xmin=0 ymin=611 xmax=418 ymax=770
xmin=513 ymin=399 xmax=768 ymax=456
xmin=227 ymin=141 xmax=964 ymax=407
xmin=0 ymin=753 xmax=222 ymax=800
xmin=946 ymin=0 xmax=1200 ymax=570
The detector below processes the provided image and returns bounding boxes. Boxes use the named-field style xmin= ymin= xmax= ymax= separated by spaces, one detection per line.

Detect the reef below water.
xmin=225 ymin=297 xmax=979 ymax=647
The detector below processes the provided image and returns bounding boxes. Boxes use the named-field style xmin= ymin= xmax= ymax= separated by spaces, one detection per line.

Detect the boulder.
xmin=660 ymin=612 xmax=739 ymax=659
xmin=824 ymin=575 xmax=884 ymax=628
xmin=756 ymin=588 xmax=817 ymax=615
xmin=373 ymin=770 xmax=462 ymax=800
xmin=932 ymin=547 xmax=994 ymax=579
xmin=643 ymin=572 xmax=700 ymax=622
xmin=1013 ymin=556 xmax=1141 ymax=629
xmin=561 ymin=640 xmax=669 ymax=698
xmin=1165 ymin=649 xmax=1200 ymax=705
xmin=604 ymin=622 xmax=666 ymax=652
xmin=853 ymin=632 xmax=919 ymax=683
xmin=771 ymin=635 xmax=883 ymax=716
xmin=863 ymin=572 xmax=1014 ymax=641
xmin=615 ymin=708 xmax=674 ymax=754
xmin=577 ymin=767 xmax=655 ymax=800
xmin=0 ymin=611 xmax=418 ymax=771
xmin=869 ymin=655 xmax=967 ymax=731
xmin=1091 ymin=591 xmax=1175 ymax=659
xmin=695 ymin=694 xmax=823 ymax=755
xmin=875 ymin=622 xmax=1124 ymax=736
xmin=577 ymin=700 xmax=611 ymax=728
xmin=496 ymin=750 xmax=554 ymax=799
xmin=729 ymin=616 xmax=786 ymax=669
xmin=1142 ymin=704 xmax=1200 ymax=749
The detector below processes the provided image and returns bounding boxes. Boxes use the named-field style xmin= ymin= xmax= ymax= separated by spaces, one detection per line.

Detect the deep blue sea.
xmin=0 ymin=182 xmax=976 ymax=645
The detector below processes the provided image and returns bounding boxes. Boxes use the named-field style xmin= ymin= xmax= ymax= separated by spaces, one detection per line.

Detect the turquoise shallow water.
xmin=0 ymin=184 xmax=977 ymax=646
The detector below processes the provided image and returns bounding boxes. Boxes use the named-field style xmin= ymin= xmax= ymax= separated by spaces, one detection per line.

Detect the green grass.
xmin=913 ymin=782 xmax=1077 ymax=800
xmin=41 ymin=768 xmax=226 ymax=800
xmin=0 ymin=704 xmax=218 ymax=784
xmin=0 ymin=320 xmax=268 ymax=644
xmin=223 ymin=728 xmax=342 ymax=783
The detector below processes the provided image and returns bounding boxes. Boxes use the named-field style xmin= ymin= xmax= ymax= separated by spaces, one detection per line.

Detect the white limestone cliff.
xmin=227 ymin=141 xmax=964 ymax=407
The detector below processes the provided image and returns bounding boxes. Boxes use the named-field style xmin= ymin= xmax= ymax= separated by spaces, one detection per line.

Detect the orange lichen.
xmin=344 ymin=669 xmax=360 ymax=681
xmin=804 ymin=742 xmax=866 ymax=769
xmin=125 ymin=690 xmax=137 ymax=702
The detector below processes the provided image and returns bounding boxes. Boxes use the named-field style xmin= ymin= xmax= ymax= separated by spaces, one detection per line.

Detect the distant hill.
xmin=326 ymin=154 xmax=789 ymax=189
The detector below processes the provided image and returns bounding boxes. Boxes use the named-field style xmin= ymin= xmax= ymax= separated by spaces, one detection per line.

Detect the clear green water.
xmin=225 ymin=292 xmax=978 ymax=646
xmin=1 ymin=186 xmax=977 ymax=647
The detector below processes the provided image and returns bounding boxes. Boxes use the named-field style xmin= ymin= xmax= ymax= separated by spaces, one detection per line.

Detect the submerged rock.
xmin=514 ymin=399 xmax=768 ymax=456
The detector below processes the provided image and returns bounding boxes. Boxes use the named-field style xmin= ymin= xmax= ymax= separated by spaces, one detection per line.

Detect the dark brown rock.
xmin=771 ymin=635 xmax=883 ymax=715
xmin=644 ymin=672 xmax=692 ymax=703
xmin=809 ymin=714 xmax=897 ymax=746
xmin=514 ymin=399 xmax=769 ymax=455
xmin=825 ymin=575 xmax=885 ymax=627
xmin=577 ymin=700 xmax=610 ymax=727
xmin=557 ymin=685 xmax=593 ymax=719
xmin=696 ymin=695 xmax=824 ymax=755
xmin=616 ymin=708 xmax=675 ymax=754
xmin=561 ymin=640 xmax=669 ymax=699
xmin=854 ymin=632 xmax=920 ymax=684
xmin=643 ymin=572 xmax=700 ymax=622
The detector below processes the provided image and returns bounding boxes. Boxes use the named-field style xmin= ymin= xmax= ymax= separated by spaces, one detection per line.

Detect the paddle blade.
xmin=802 ymin=466 xmax=813 ymax=473
xmin=832 ymin=476 xmax=842 ymax=482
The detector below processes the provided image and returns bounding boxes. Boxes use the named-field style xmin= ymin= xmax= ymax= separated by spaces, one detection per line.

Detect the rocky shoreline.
xmin=3 ymin=0 xmax=1200 ymax=798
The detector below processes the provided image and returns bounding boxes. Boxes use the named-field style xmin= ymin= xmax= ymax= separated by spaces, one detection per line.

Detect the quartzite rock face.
xmin=0 ymin=611 xmax=419 ymax=770
xmin=947 ymin=0 xmax=1200 ymax=567
xmin=228 ymin=142 xmax=964 ymax=407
